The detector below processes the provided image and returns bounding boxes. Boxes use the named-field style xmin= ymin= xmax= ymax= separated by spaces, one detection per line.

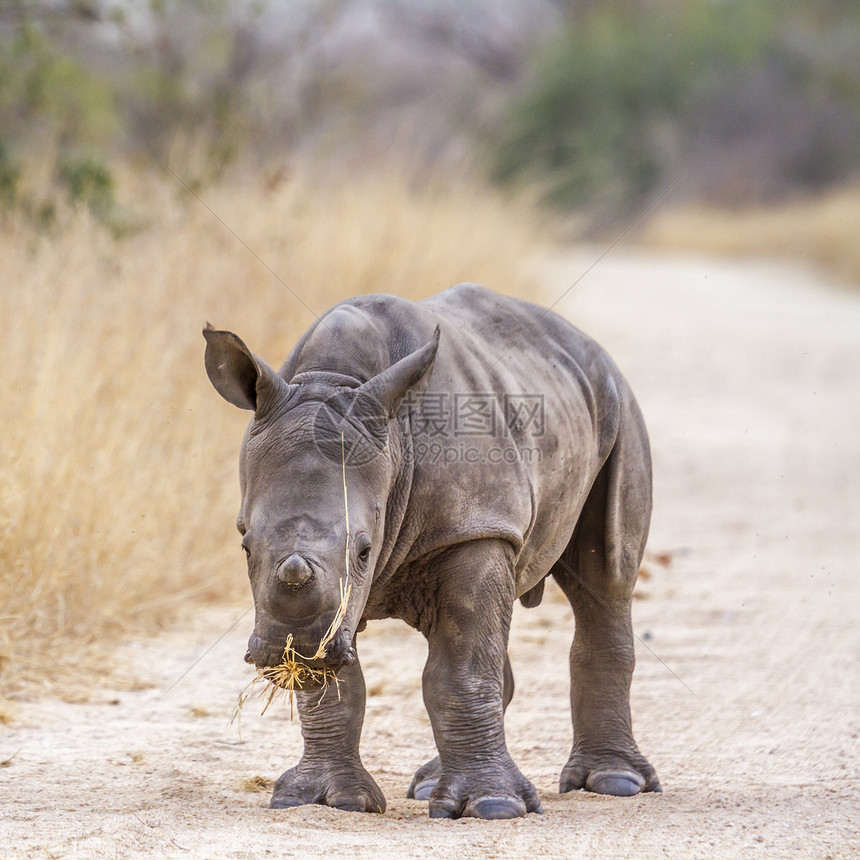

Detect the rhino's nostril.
xmin=277 ymin=553 xmax=313 ymax=588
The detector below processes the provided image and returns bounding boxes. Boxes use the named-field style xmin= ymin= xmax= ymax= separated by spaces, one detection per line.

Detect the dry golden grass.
xmin=642 ymin=183 xmax=860 ymax=284
xmin=0 ymin=162 xmax=543 ymax=698
xmin=239 ymin=775 xmax=274 ymax=793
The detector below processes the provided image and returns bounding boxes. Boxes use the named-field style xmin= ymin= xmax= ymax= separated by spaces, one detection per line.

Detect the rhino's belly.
xmin=512 ymin=433 xmax=601 ymax=598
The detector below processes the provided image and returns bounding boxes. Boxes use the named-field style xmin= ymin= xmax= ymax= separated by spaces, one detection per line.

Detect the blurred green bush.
xmin=0 ymin=20 xmax=119 ymax=152
xmin=0 ymin=143 xmax=20 ymax=209
xmin=57 ymin=154 xmax=114 ymax=215
xmin=491 ymin=0 xmax=860 ymax=214
xmin=0 ymin=2 xmax=257 ymax=229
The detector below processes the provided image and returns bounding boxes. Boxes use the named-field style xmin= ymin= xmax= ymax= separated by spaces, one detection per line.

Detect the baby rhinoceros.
xmin=204 ymin=284 xmax=660 ymax=820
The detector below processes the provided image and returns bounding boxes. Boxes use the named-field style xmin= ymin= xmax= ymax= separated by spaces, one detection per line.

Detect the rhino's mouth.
xmin=245 ymin=627 xmax=356 ymax=674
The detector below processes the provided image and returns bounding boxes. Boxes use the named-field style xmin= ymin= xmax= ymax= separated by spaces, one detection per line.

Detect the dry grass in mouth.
xmin=233 ymin=433 xmax=352 ymax=722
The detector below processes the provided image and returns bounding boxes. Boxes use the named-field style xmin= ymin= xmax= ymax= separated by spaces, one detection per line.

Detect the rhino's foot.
xmin=270 ymin=760 xmax=386 ymax=813
xmin=427 ymin=762 xmax=543 ymax=820
xmin=560 ymin=749 xmax=661 ymax=796
xmin=407 ymin=755 xmax=441 ymax=801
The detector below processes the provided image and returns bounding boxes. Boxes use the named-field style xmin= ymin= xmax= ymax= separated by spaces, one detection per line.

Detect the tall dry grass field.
xmin=0 ymin=165 xmax=542 ymax=697
xmin=643 ymin=184 xmax=860 ymax=285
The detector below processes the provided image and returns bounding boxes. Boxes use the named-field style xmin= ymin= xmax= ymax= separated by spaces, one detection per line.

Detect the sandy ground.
xmin=2 ymin=249 xmax=859 ymax=858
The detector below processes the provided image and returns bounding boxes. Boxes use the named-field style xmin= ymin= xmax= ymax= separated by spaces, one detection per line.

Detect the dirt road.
xmin=2 ymin=250 xmax=858 ymax=858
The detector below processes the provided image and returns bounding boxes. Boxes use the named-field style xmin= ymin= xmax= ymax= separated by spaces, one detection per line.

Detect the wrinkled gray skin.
xmin=203 ymin=284 xmax=660 ymax=820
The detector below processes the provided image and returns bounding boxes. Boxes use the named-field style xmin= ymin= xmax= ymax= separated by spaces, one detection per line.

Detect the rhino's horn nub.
xmin=277 ymin=554 xmax=314 ymax=588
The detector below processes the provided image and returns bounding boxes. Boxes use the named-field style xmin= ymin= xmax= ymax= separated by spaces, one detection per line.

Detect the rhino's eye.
xmin=355 ymin=535 xmax=371 ymax=566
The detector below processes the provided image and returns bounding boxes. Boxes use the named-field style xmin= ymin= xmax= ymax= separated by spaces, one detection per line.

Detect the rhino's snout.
xmin=277 ymin=554 xmax=314 ymax=589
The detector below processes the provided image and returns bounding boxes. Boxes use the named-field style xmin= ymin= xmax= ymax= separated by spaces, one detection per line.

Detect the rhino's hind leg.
xmin=269 ymin=655 xmax=386 ymax=813
xmin=407 ymin=655 xmax=515 ymax=801
xmin=552 ymin=392 xmax=661 ymax=797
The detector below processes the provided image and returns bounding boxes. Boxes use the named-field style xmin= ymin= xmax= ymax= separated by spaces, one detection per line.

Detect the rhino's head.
xmin=203 ymin=323 xmax=439 ymax=683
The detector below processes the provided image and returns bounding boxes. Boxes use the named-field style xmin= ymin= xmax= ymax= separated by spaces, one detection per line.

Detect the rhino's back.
xmin=409 ymin=284 xmax=626 ymax=591
xmin=420 ymin=283 xmax=615 ymax=393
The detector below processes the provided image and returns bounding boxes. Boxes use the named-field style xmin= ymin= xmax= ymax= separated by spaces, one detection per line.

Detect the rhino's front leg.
xmin=420 ymin=540 xmax=542 ymax=820
xmin=408 ymin=655 xmax=515 ymax=801
xmin=270 ymin=655 xmax=385 ymax=813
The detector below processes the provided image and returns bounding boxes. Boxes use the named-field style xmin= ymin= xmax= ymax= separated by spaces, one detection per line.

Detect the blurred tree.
xmin=0 ymin=0 xmax=563 ymax=181
xmin=491 ymin=0 xmax=860 ymax=214
xmin=0 ymin=10 xmax=119 ymax=154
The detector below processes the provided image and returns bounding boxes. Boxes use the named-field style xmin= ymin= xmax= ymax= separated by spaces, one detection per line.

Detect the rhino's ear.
xmin=203 ymin=324 xmax=287 ymax=412
xmin=358 ymin=325 xmax=440 ymax=419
